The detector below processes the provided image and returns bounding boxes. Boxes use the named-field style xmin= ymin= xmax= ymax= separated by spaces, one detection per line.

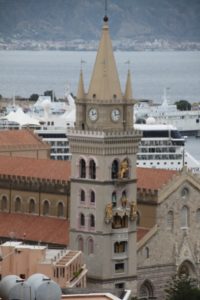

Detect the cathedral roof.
xmin=0 ymin=212 xmax=69 ymax=246
xmin=87 ymin=18 xmax=122 ymax=101
xmin=0 ymin=156 xmax=70 ymax=182
xmin=137 ymin=167 xmax=178 ymax=191
xmin=0 ymin=129 xmax=49 ymax=149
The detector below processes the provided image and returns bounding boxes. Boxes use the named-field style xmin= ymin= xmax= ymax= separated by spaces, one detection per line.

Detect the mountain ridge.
xmin=0 ymin=0 xmax=200 ymax=44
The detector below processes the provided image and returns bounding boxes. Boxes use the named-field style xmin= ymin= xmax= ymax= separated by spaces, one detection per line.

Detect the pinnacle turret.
xmin=124 ymin=69 xmax=133 ymax=100
xmin=76 ymin=69 xmax=85 ymax=100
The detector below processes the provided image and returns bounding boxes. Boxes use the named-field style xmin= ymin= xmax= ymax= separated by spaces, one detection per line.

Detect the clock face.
xmin=89 ymin=108 xmax=98 ymax=121
xmin=111 ymin=109 xmax=120 ymax=121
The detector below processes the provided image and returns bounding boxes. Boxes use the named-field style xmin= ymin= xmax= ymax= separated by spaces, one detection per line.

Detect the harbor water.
xmin=0 ymin=50 xmax=200 ymax=103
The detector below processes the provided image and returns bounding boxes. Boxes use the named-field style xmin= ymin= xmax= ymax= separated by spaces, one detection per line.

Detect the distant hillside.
xmin=0 ymin=0 xmax=200 ymax=42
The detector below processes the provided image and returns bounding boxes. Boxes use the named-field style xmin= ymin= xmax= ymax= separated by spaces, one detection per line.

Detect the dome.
xmin=146 ymin=117 xmax=156 ymax=124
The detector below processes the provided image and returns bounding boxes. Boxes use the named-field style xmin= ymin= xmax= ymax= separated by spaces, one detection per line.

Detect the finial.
xmin=103 ymin=0 xmax=109 ymax=22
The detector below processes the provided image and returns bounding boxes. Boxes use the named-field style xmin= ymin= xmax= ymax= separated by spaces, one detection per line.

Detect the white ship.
xmin=134 ymin=118 xmax=200 ymax=172
xmin=134 ymin=89 xmax=200 ymax=136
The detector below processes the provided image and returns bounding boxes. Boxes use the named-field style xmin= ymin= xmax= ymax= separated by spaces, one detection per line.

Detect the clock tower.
xmin=68 ymin=14 xmax=141 ymax=294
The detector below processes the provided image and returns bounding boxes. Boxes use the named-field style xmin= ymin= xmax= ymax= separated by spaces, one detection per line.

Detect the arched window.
xmin=121 ymin=190 xmax=127 ymax=208
xmin=196 ymin=209 xmax=200 ymax=223
xmin=145 ymin=247 xmax=150 ymax=258
xmin=112 ymin=191 xmax=117 ymax=208
xmin=43 ymin=200 xmax=50 ymax=216
xmin=77 ymin=236 xmax=84 ymax=252
xmin=88 ymin=238 xmax=94 ymax=254
xmin=89 ymin=159 xmax=96 ymax=179
xmin=114 ymin=241 xmax=127 ymax=253
xmin=181 ymin=187 xmax=189 ymax=199
xmin=1 ymin=196 xmax=8 ymax=211
xmin=15 ymin=197 xmax=22 ymax=212
xmin=80 ymin=213 xmax=85 ymax=227
xmin=89 ymin=214 xmax=95 ymax=228
xmin=90 ymin=190 xmax=95 ymax=204
xmin=80 ymin=190 xmax=85 ymax=203
xmin=167 ymin=210 xmax=174 ymax=230
xmin=112 ymin=213 xmax=122 ymax=229
xmin=57 ymin=202 xmax=64 ymax=217
xmin=79 ymin=158 xmax=86 ymax=178
xmin=111 ymin=160 xmax=119 ymax=179
xmin=181 ymin=206 xmax=189 ymax=228
xmin=136 ymin=211 xmax=140 ymax=226
xmin=139 ymin=280 xmax=154 ymax=300
xmin=29 ymin=199 xmax=35 ymax=214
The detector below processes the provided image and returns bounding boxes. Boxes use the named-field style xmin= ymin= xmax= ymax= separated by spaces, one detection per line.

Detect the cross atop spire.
xmin=104 ymin=0 xmax=108 ymax=22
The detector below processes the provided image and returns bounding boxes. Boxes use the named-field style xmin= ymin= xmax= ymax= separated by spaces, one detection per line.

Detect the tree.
xmin=175 ymin=100 xmax=191 ymax=111
xmin=29 ymin=93 xmax=39 ymax=101
xmin=165 ymin=275 xmax=200 ymax=300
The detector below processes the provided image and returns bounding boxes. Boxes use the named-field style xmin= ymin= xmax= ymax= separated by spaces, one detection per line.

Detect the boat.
xmin=134 ymin=89 xmax=200 ymax=136
xmin=134 ymin=118 xmax=200 ymax=173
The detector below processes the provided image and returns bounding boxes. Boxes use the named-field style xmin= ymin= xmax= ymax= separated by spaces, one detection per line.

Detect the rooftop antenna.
xmin=104 ymin=0 xmax=108 ymax=22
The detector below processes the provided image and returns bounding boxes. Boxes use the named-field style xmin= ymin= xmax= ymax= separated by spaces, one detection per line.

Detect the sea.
xmin=0 ymin=50 xmax=200 ymax=159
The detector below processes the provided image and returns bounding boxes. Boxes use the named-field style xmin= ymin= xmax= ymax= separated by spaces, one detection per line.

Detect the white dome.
xmin=146 ymin=117 xmax=156 ymax=124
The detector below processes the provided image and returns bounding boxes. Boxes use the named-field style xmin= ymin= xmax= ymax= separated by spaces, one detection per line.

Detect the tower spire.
xmin=124 ymin=61 xmax=133 ymax=100
xmin=87 ymin=11 xmax=122 ymax=101
xmin=76 ymin=61 xmax=85 ymax=100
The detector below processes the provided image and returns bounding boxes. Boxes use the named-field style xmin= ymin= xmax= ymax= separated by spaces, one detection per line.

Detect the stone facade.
xmin=137 ymin=169 xmax=200 ymax=299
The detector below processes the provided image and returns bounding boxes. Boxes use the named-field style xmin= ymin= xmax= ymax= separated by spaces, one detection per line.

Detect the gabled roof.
xmin=87 ymin=18 xmax=122 ymax=101
xmin=0 ymin=212 xmax=69 ymax=245
xmin=137 ymin=167 xmax=178 ymax=191
xmin=0 ymin=129 xmax=49 ymax=149
xmin=137 ymin=227 xmax=150 ymax=242
xmin=0 ymin=156 xmax=71 ymax=182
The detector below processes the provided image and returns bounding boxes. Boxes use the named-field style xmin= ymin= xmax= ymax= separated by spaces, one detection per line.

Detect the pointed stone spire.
xmin=87 ymin=17 xmax=122 ymax=101
xmin=124 ymin=69 xmax=133 ymax=100
xmin=76 ymin=69 xmax=85 ymax=100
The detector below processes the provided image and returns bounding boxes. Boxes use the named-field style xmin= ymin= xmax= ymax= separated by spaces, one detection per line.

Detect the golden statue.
xmin=130 ymin=201 xmax=137 ymax=220
xmin=118 ymin=159 xmax=129 ymax=179
xmin=105 ymin=203 xmax=113 ymax=220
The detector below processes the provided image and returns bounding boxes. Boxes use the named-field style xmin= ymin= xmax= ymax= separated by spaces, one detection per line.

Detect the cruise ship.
xmin=134 ymin=89 xmax=200 ymax=136
xmin=134 ymin=119 xmax=200 ymax=172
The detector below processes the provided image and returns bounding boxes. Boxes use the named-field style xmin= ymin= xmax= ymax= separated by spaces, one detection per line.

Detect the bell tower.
xmin=68 ymin=14 xmax=141 ymax=294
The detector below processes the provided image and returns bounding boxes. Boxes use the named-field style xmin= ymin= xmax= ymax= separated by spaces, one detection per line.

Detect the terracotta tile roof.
xmin=137 ymin=227 xmax=149 ymax=242
xmin=137 ymin=167 xmax=178 ymax=190
xmin=0 ymin=212 xmax=69 ymax=245
xmin=0 ymin=156 xmax=71 ymax=181
xmin=0 ymin=129 xmax=49 ymax=148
